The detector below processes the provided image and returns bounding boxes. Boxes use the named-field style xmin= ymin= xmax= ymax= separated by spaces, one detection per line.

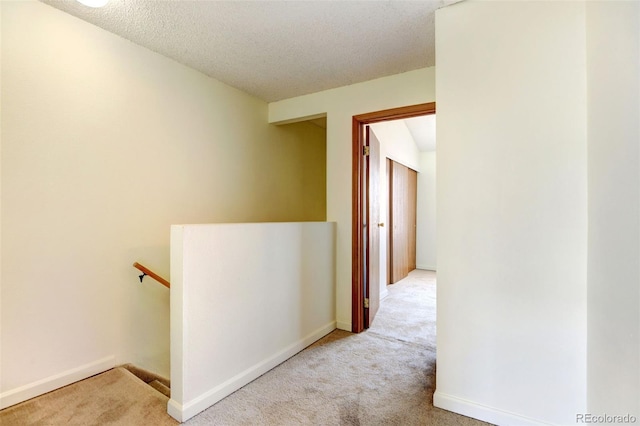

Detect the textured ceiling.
xmin=40 ymin=0 xmax=458 ymax=102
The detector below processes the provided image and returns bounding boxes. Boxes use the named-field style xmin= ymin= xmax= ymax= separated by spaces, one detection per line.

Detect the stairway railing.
xmin=133 ymin=262 xmax=170 ymax=288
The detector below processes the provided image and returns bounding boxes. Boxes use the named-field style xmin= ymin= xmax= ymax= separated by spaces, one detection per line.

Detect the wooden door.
xmin=364 ymin=126 xmax=380 ymax=328
xmin=388 ymin=160 xmax=417 ymax=283
xmin=407 ymin=167 xmax=417 ymax=271
xmin=386 ymin=158 xmax=392 ymax=285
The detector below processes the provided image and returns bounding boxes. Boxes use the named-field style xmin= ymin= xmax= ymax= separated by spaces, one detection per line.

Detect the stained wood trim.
xmin=351 ymin=102 xmax=435 ymax=333
xmin=133 ymin=262 xmax=170 ymax=288
xmin=352 ymin=117 xmax=365 ymax=333
xmin=353 ymin=102 xmax=436 ymax=124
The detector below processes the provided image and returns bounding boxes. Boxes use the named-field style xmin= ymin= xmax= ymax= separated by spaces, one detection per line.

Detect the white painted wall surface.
xmin=169 ymin=222 xmax=336 ymax=422
xmin=416 ymin=152 xmax=436 ymax=271
xmin=371 ymin=121 xmax=421 ymax=172
xmin=269 ymin=68 xmax=436 ymax=330
xmin=435 ymin=2 xmax=587 ymax=425
xmin=586 ymin=1 xmax=640 ymax=419
xmin=0 ymin=4 xmax=3 ymax=409
xmin=1 ymin=1 xmax=326 ymax=408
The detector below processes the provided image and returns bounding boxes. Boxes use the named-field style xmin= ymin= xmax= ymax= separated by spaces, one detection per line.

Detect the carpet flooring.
xmin=186 ymin=269 xmax=492 ymax=426
xmin=1 ymin=269 xmax=492 ymax=425
xmin=0 ymin=367 xmax=178 ymax=426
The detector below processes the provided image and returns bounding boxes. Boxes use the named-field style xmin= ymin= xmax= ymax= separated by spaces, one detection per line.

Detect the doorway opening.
xmin=351 ymin=102 xmax=436 ymax=333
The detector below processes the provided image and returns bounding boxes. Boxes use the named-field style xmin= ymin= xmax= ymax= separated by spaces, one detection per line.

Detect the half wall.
xmin=169 ymin=222 xmax=336 ymax=421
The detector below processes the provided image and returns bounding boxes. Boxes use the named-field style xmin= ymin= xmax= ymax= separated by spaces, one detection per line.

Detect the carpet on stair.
xmin=0 ymin=367 xmax=177 ymax=426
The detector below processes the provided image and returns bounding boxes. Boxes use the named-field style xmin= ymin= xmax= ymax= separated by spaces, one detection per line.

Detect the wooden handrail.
xmin=133 ymin=262 xmax=170 ymax=288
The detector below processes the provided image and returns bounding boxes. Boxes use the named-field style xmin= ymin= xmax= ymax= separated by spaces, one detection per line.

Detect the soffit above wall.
xmin=40 ymin=0 xmax=460 ymax=102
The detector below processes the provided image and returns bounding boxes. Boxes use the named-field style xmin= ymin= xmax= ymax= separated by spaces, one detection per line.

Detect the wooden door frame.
xmin=351 ymin=102 xmax=436 ymax=333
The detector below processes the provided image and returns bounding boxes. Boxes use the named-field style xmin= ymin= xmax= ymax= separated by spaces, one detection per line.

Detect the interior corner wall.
xmin=268 ymin=68 xmax=435 ymax=331
xmin=370 ymin=122 xmax=422 ymax=299
xmin=586 ymin=1 xmax=640 ymax=419
xmin=434 ymin=1 xmax=587 ymax=425
xmin=370 ymin=121 xmax=421 ymax=172
xmin=0 ymin=0 xmax=325 ymax=408
xmin=416 ymin=151 xmax=436 ymax=271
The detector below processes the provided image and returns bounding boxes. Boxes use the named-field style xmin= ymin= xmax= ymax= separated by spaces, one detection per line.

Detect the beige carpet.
xmin=0 ymin=367 xmax=177 ymax=426
xmin=1 ymin=270 xmax=492 ymax=425
xmin=186 ymin=269 xmax=492 ymax=426
xmin=368 ymin=269 xmax=437 ymax=348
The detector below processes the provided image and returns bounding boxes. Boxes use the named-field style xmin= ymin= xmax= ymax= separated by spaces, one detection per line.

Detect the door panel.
xmin=407 ymin=168 xmax=417 ymax=272
xmin=388 ymin=160 xmax=417 ymax=283
xmin=364 ymin=126 xmax=380 ymax=328
xmin=386 ymin=158 xmax=392 ymax=285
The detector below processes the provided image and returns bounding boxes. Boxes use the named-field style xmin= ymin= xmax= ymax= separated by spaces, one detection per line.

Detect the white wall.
xmin=0 ymin=4 xmax=4 ymax=407
xmin=1 ymin=1 xmax=326 ymax=408
xmin=371 ymin=121 xmax=421 ymax=172
xmin=416 ymin=151 xmax=436 ymax=271
xmin=269 ymin=68 xmax=435 ymax=330
xmin=435 ymin=2 xmax=587 ymax=425
xmin=586 ymin=1 xmax=640 ymax=419
xmin=169 ymin=222 xmax=336 ymax=422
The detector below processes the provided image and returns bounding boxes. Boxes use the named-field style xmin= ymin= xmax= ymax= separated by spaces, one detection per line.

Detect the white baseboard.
xmin=168 ymin=321 xmax=337 ymax=422
xmin=433 ymin=391 xmax=553 ymax=426
xmin=336 ymin=321 xmax=351 ymax=331
xmin=416 ymin=264 xmax=437 ymax=271
xmin=0 ymin=356 xmax=116 ymax=409
xmin=380 ymin=286 xmax=389 ymax=300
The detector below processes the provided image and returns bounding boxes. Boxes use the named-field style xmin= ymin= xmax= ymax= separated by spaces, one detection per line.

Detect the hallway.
xmin=368 ymin=269 xmax=437 ymax=348
xmin=186 ymin=270 xmax=490 ymax=426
